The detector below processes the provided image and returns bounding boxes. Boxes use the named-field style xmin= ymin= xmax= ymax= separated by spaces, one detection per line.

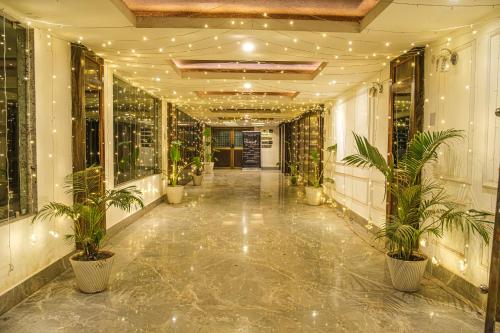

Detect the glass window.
xmin=113 ymin=77 xmax=160 ymax=185
xmin=213 ymin=129 xmax=230 ymax=148
xmin=0 ymin=16 xmax=35 ymax=221
xmin=84 ymin=57 xmax=102 ymax=168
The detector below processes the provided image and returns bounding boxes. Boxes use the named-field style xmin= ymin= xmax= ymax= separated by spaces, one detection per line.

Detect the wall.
xmin=0 ymin=31 xmax=74 ymax=295
xmin=324 ymin=67 xmax=390 ymax=229
xmin=421 ymin=19 xmax=499 ymax=287
xmin=259 ymin=126 xmax=280 ymax=168
xmin=0 ymin=37 xmax=170 ymax=300
xmin=325 ymin=17 xmax=500 ymax=289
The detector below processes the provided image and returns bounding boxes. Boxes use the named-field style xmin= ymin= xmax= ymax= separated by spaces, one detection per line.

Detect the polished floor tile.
xmin=0 ymin=170 xmax=485 ymax=332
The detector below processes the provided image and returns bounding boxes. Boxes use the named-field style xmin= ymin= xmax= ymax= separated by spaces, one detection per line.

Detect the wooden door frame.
xmin=386 ymin=47 xmax=424 ymax=217
xmin=212 ymin=127 xmax=252 ymax=168
xmin=70 ymin=44 xmax=105 ymax=225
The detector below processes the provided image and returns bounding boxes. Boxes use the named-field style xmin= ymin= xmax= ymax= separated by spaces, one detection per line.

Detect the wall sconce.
xmin=433 ymin=48 xmax=458 ymax=72
xmin=369 ymin=82 xmax=383 ymax=97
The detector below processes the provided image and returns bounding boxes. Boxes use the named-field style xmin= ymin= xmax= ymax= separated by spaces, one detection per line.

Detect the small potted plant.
xmin=305 ymin=145 xmax=337 ymax=205
xmin=192 ymin=156 xmax=203 ymax=186
xmin=32 ymin=166 xmax=143 ymax=293
xmin=202 ymin=127 xmax=218 ymax=174
xmin=165 ymin=140 xmax=192 ymax=204
xmin=285 ymin=143 xmax=300 ymax=185
xmin=343 ymin=130 xmax=491 ymax=291
xmin=289 ymin=163 xmax=300 ymax=185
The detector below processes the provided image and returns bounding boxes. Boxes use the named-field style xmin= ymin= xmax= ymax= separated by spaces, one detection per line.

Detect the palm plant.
xmin=192 ymin=156 xmax=203 ymax=176
xmin=285 ymin=142 xmax=300 ymax=185
xmin=203 ymin=127 xmax=219 ymax=163
xmin=32 ymin=166 xmax=144 ymax=260
xmin=308 ymin=144 xmax=337 ymax=188
xmin=343 ymin=130 xmax=491 ymax=261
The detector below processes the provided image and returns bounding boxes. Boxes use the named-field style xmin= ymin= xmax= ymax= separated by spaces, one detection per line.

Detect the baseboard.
xmin=329 ymin=197 xmax=487 ymax=312
xmin=0 ymin=196 xmax=163 ymax=316
xmin=106 ymin=196 xmax=163 ymax=240
xmin=0 ymin=251 xmax=74 ymax=316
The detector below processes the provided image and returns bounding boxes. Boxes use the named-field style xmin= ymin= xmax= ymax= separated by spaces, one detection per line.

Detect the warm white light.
xmin=242 ymin=41 xmax=255 ymax=53
xmin=243 ymin=82 xmax=252 ymax=89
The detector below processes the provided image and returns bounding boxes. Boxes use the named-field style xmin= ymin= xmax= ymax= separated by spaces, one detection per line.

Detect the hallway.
xmin=0 ymin=171 xmax=484 ymax=332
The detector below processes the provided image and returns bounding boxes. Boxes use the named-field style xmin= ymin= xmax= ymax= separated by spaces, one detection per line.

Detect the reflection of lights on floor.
xmin=243 ymin=245 xmax=248 ymax=253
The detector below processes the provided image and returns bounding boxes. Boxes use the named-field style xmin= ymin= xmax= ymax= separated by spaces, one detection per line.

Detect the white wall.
xmin=259 ymin=126 xmax=280 ymax=168
xmin=0 ymin=31 xmax=74 ymax=295
xmin=324 ymin=68 xmax=390 ymax=228
xmin=325 ymin=18 xmax=500 ymax=288
xmin=420 ymin=19 xmax=499 ymax=287
xmin=0 ymin=37 xmax=169 ymax=298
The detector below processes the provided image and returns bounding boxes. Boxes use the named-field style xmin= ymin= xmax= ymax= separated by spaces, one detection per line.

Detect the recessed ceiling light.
xmin=242 ymin=41 xmax=255 ymax=53
xmin=243 ymin=82 xmax=252 ymax=89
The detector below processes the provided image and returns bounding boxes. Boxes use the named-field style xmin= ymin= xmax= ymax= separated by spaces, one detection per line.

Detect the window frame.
xmin=0 ymin=16 xmax=36 ymax=226
xmin=112 ymin=75 xmax=161 ymax=186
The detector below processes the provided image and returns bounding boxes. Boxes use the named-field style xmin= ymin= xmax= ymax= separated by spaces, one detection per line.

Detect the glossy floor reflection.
xmin=0 ymin=170 xmax=485 ymax=332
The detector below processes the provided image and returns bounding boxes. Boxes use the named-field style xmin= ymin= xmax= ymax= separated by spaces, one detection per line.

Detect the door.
xmin=212 ymin=128 xmax=250 ymax=168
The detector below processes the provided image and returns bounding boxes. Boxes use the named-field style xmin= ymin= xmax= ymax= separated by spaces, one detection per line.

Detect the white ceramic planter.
xmin=203 ymin=162 xmax=214 ymax=174
xmin=70 ymin=251 xmax=114 ymax=293
xmin=166 ymin=185 xmax=184 ymax=204
xmin=305 ymin=186 xmax=323 ymax=206
xmin=386 ymin=253 xmax=428 ymax=292
xmin=192 ymin=174 xmax=203 ymax=186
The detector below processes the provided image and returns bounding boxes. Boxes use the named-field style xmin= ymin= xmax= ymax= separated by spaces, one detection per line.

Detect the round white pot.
xmin=192 ymin=174 xmax=203 ymax=186
xmin=70 ymin=251 xmax=114 ymax=293
xmin=203 ymin=162 xmax=214 ymax=174
xmin=166 ymin=185 xmax=184 ymax=204
xmin=386 ymin=253 xmax=428 ymax=292
xmin=305 ymin=186 xmax=323 ymax=206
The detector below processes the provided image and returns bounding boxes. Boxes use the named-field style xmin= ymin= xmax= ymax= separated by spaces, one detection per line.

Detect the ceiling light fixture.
xmin=243 ymin=82 xmax=252 ymax=89
xmin=242 ymin=41 xmax=255 ymax=53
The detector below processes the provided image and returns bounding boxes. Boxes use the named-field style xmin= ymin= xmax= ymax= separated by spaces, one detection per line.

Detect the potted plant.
xmin=343 ymin=130 xmax=491 ymax=291
xmin=192 ymin=156 xmax=203 ymax=186
xmin=305 ymin=145 xmax=337 ymax=205
xmin=203 ymin=127 xmax=218 ymax=174
xmin=32 ymin=166 xmax=143 ymax=293
xmin=284 ymin=142 xmax=300 ymax=186
xmin=165 ymin=140 xmax=191 ymax=204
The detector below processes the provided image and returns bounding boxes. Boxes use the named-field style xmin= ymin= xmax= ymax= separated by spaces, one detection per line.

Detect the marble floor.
xmin=0 ymin=170 xmax=486 ymax=332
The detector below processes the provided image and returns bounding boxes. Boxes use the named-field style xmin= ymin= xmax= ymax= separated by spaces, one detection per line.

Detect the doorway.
xmin=212 ymin=128 xmax=252 ymax=168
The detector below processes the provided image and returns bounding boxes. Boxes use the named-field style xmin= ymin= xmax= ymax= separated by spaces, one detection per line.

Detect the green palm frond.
xmin=398 ymin=129 xmax=463 ymax=184
xmin=343 ymin=132 xmax=392 ymax=181
xmin=344 ymin=130 xmax=492 ymax=260
xmin=33 ymin=167 xmax=144 ymax=260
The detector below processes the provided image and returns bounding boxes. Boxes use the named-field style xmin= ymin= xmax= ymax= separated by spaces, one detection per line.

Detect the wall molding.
xmin=0 ymin=197 xmax=163 ymax=316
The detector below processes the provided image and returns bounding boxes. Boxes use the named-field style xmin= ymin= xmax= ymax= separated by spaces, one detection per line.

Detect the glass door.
xmin=212 ymin=128 xmax=251 ymax=168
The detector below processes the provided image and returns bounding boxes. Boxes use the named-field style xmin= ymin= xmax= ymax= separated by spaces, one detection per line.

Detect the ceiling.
xmin=1 ymin=0 xmax=499 ymax=126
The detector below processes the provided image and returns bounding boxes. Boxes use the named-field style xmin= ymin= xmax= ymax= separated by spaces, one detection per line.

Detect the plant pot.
xmin=290 ymin=175 xmax=298 ymax=186
xmin=70 ymin=251 xmax=114 ymax=293
xmin=305 ymin=186 xmax=323 ymax=206
xmin=203 ymin=162 xmax=214 ymax=174
xmin=192 ymin=174 xmax=203 ymax=186
xmin=386 ymin=252 xmax=428 ymax=292
xmin=166 ymin=185 xmax=184 ymax=204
